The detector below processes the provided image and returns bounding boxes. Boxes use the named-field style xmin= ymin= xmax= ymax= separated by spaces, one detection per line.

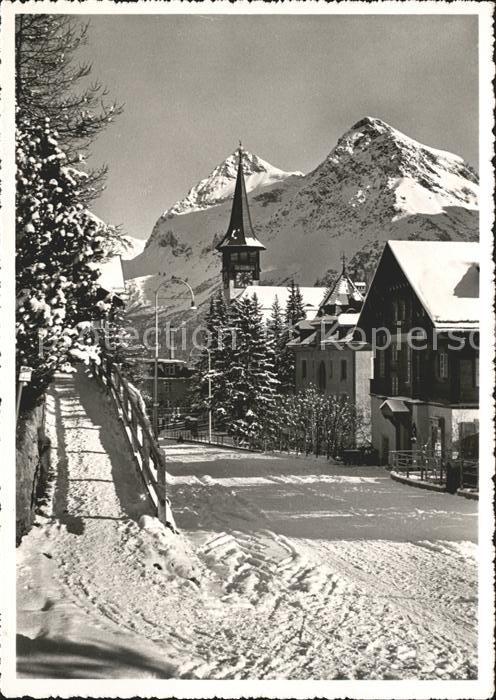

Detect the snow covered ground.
xmin=17 ymin=368 xmax=478 ymax=680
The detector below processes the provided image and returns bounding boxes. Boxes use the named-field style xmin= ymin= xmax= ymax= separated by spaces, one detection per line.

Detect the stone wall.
xmin=16 ymin=397 xmax=50 ymax=545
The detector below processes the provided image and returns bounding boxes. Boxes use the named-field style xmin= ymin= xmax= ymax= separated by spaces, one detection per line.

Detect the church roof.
xmin=216 ymin=147 xmax=266 ymax=251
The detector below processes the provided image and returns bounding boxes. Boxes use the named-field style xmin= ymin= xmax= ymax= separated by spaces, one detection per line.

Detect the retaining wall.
xmin=15 ymin=398 xmax=51 ymax=545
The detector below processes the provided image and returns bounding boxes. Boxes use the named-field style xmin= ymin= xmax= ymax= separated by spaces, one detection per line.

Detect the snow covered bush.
xmin=16 ymin=113 xmax=111 ymax=404
xmin=272 ymin=387 xmax=362 ymax=458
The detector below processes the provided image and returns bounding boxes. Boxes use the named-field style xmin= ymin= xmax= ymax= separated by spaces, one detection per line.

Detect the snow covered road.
xmin=17 ymin=369 xmax=478 ymax=679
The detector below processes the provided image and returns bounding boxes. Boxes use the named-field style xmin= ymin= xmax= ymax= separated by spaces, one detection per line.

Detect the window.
xmin=391 ymin=344 xmax=399 ymax=364
xmin=391 ymin=375 xmax=399 ymax=395
xmin=474 ymin=357 xmax=479 ymax=387
xmin=301 ymin=359 xmax=307 ymax=380
xmin=405 ymin=347 xmax=412 ymax=384
xmin=378 ymin=350 xmax=386 ymax=378
xmin=414 ymin=351 xmax=421 ymax=382
xmin=340 ymin=359 xmax=347 ymax=381
xmin=438 ymin=351 xmax=449 ymax=380
xmin=392 ymin=301 xmax=399 ymax=321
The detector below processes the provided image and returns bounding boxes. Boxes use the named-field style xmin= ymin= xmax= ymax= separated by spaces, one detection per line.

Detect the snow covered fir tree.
xmin=16 ymin=113 xmax=111 ymax=403
xmin=14 ymin=16 xmax=126 ymax=545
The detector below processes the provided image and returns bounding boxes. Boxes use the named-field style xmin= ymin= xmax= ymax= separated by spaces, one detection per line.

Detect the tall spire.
xmin=215 ymin=145 xmax=265 ymax=251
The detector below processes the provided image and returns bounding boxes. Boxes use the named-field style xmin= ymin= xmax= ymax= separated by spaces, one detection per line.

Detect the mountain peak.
xmin=350 ymin=116 xmax=391 ymax=132
xmin=161 ymin=149 xmax=303 ymax=219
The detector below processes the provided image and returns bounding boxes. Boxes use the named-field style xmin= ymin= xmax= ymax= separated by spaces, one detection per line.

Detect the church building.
xmin=215 ymin=146 xmax=326 ymax=322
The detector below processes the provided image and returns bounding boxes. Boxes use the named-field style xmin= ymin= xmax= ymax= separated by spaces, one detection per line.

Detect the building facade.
xmin=127 ymin=358 xmax=194 ymax=412
xmin=357 ymin=241 xmax=479 ymax=465
xmin=289 ymin=262 xmax=373 ymax=444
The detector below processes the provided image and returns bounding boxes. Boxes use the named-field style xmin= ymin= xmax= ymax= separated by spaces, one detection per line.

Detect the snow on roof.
xmin=236 ymin=285 xmax=327 ymax=322
xmin=388 ymin=241 xmax=479 ymax=329
xmin=337 ymin=312 xmax=360 ymax=327
xmin=321 ymin=270 xmax=364 ymax=309
xmin=287 ymin=331 xmax=318 ymax=347
xmin=93 ymin=255 xmax=126 ymax=295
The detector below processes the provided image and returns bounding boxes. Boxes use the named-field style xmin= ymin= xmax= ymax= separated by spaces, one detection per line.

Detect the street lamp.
xmin=205 ymin=347 xmax=213 ymax=444
xmin=153 ymin=275 xmax=196 ymax=437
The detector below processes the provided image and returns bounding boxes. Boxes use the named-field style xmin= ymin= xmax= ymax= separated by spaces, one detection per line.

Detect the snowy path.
xmin=17 ymin=368 xmax=478 ymax=679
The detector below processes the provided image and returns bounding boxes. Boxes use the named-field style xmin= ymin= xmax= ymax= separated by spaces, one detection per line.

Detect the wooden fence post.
xmin=157 ymin=452 xmax=167 ymax=525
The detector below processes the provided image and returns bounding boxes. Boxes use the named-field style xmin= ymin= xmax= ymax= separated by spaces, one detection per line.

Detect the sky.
xmin=76 ymin=13 xmax=479 ymax=241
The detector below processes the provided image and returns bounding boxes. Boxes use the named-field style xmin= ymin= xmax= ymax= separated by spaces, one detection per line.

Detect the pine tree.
xmin=278 ymin=281 xmax=307 ymax=392
xmin=285 ymin=279 xmax=306 ymax=327
xmin=15 ymin=15 xmax=123 ymax=204
xmin=192 ymin=290 xmax=233 ymax=428
xmin=223 ymin=294 xmax=278 ymax=443
xmin=268 ymin=295 xmax=284 ymax=344
xmin=16 ymin=113 xmax=110 ymax=404
xmin=268 ymin=294 xmax=289 ymax=389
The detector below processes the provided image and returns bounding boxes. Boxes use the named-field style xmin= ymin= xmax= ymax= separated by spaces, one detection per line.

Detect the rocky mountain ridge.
xmin=123 ymin=116 xmax=478 ymax=315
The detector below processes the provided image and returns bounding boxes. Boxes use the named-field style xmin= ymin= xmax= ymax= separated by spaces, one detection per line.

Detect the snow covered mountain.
xmin=162 ymin=150 xmax=303 ymax=218
xmin=123 ymin=117 xmax=478 ymax=314
xmin=121 ymin=235 xmax=146 ymax=260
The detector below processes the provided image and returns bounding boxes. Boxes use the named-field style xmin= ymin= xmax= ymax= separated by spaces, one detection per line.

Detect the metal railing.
xmin=91 ymin=356 xmax=173 ymax=529
xmin=160 ymin=428 xmax=259 ymax=452
xmin=459 ymin=459 xmax=478 ymax=490
xmin=389 ymin=449 xmax=445 ymax=483
xmin=389 ymin=449 xmax=478 ymax=491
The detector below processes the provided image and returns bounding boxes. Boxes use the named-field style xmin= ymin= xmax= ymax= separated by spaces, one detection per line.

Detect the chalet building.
xmin=288 ymin=260 xmax=373 ymax=443
xmin=216 ymin=146 xmax=326 ymax=319
xmin=357 ymin=240 xmax=479 ymax=465
xmin=128 ymin=358 xmax=194 ymax=412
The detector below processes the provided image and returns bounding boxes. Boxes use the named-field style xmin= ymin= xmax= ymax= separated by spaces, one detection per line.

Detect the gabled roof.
xmin=216 ymin=147 xmax=266 ymax=251
xmin=387 ymin=240 xmax=479 ymax=329
xmin=319 ymin=266 xmax=364 ymax=311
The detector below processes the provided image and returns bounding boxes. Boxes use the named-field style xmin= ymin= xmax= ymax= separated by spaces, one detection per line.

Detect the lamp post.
xmin=153 ymin=276 xmax=196 ymax=438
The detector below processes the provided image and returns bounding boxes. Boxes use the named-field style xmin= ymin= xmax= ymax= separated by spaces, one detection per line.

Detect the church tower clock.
xmin=215 ymin=145 xmax=266 ymax=302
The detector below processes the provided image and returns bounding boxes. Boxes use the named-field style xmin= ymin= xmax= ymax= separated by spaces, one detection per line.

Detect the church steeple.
xmin=216 ymin=145 xmax=266 ymax=301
